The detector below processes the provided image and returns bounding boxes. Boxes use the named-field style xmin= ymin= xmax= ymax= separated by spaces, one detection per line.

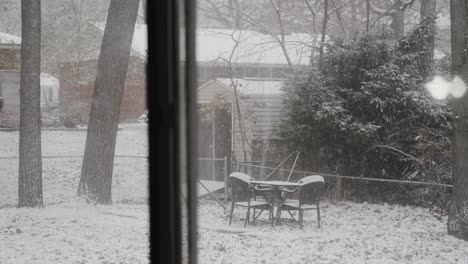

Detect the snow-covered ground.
xmin=0 ymin=125 xmax=149 ymax=263
xmin=198 ymin=199 xmax=468 ymax=264
xmin=0 ymin=202 xmax=149 ymax=263
xmin=0 ymin=124 xmax=148 ymax=207
xmin=2 ymin=124 xmax=468 ymax=263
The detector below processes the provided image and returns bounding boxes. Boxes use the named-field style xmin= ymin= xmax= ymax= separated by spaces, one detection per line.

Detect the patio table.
xmin=251 ymin=180 xmax=302 ymax=223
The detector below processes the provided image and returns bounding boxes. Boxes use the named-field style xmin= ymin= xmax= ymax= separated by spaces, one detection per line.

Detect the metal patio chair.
xmin=228 ymin=172 xmax=274 ymax=227
xmin=276 ymin=175 xmax=325 ymax=229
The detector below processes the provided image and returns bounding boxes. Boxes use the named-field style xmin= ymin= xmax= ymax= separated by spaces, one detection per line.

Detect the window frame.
xmin=147 ymin=0 xmax=197 ymax=263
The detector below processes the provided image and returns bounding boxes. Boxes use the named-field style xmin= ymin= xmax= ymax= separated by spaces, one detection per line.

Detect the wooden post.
xmin=212 ymin=108 xmax=215 ymax=181
xmin=224 ymin=156 xmax=229 ymax=201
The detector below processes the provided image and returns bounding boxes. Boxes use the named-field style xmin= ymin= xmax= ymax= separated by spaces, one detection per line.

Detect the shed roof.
xmin=40 ymin=73 xmax=59 ymax=87
xmin=0 ymin=32 xmax=21 ymax=45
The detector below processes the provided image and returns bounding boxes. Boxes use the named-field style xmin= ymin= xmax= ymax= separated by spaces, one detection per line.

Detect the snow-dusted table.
xmin=251 ymin=180 xmax=302 ymax=224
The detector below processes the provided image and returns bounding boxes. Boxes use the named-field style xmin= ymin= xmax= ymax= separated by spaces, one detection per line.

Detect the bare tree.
xmin=350 ymin=0 xmax=358 ymax=36
xmin=370 ymin=0 xmax=415 ymax=37
xmin=366 ymin=0 xmax=370 ymax=32
xmin=317 ymin=0 xmax=353 ymax=67
xmin=78 ymin=0 xmax=140 ymax=204
xmin=212 ymin=30 xmax=255 ymax=163
xmin=18 ymin=0 xmax=43 ymax=208
xmin=448 ymin=0 xmax=468 ymax=241
xmin=269 ymin=0 xmax=294 ymax=68
xmin=0 ymin=1 xmax=20 ymax=34
xmin=40 ymin=0 xmax=109 ymax=83
xmin=318 ymin=0 xmax=329 ymax=68
xmin=420 ymin=0 xmax=436 ymax=74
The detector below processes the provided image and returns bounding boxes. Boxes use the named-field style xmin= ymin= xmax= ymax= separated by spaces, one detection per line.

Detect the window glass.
xmin=195 ymin=0 xmax=466 ymax=263
xmin=0 ymin=1 xmax=149 ymax=263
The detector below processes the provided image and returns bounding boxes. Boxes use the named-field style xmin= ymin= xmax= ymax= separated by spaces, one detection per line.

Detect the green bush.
xmin=277 ymin=21 xmax=452 ymax=186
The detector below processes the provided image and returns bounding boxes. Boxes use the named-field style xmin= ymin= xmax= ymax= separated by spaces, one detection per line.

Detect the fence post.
xmin=224 ymin=156 xmax=229 ymax=202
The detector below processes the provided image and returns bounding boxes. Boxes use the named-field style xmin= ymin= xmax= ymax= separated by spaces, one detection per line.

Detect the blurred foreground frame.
xmin=147 ymin=0 xmax=198 ymax=263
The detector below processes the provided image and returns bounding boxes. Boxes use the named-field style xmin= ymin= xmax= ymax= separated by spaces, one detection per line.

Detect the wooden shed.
xmin=197 ymin=78 xmax=284 ymax=167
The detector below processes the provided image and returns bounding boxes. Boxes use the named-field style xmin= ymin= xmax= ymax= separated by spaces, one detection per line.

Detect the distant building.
xmin=0 ymin=32 xmax=21 ymax=70
xmin=0 ymin=71 xmax=59 ymax=114
xmin=58 ymin=24 xmax=147 ymax=121
xmin=0 ymin=32 xmax=59 ymax=114
xmin=198 ymin=78 xmax=283 ymax=163
xmin=196 ymin=28 xmax=316 ymax=82
xmin=195 ymin=28 xmax=317 ymax=169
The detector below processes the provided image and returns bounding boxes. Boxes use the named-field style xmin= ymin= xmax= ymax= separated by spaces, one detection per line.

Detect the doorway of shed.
xmin=197 ymin=103 xmax=232 ymax=181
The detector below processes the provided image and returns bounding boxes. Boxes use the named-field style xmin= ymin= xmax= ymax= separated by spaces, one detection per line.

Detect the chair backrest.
xmin=229 ymin=172 xmax=253 ymax=203
xmin=298 ymin=175 xmax=325 ymax=205
xmin=230 ymin=172 xmax=254 ymax=182
xmin=298 ymin=175 xmax=324 ymax=185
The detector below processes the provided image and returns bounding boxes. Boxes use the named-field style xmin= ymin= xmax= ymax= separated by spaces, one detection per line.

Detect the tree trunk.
xmin=318 ymin=0 xmax=329 ymax=69
xmin=366 ymin=0 xmax=370 ymax=33
xmin=78 ymin=0 xmax=140 ymax=204
xmin=18 ymin=0 xmax=43 ymax=208
xmin=448 ymin=0 xmax=468 ymax=241
xmin=351 ymin=0 xmax=358 ymax=37
xmin=390 ymin=1 xmax=404 ymax=37
xmin=420 ymin=0 xmax=436 ymax=76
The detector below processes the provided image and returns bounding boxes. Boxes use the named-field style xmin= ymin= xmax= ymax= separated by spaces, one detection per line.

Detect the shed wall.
xmin=197 ymin=80 xmax=284 ymax=162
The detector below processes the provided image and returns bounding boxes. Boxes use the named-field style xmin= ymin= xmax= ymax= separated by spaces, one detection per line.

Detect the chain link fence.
xmin=232 ymin=161 xmax=453 ymax=210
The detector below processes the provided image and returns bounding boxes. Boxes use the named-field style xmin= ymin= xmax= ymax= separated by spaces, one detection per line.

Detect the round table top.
xmin=251 ymin=180 xmax=302 ymax=187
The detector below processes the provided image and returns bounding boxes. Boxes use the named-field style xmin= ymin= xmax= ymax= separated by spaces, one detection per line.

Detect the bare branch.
xmin=401 ymin=0 xmax=415 ymax=11
xmin=268 ymin=0 xmax=293 ymax=68
xmin=199 ymin=0 xmax=233 ymax=27
xmin=330 ymin=0 xmax=347 ymax=34
xmin=327 ymin=0 xmax=353 ymax=16
xmin=370 ymin=145 xmax=422 ymax=164
xmin=369 ymin=0 xmax=400 ymax=30
xmin=369 ymin=0 xmax=398 ymax=15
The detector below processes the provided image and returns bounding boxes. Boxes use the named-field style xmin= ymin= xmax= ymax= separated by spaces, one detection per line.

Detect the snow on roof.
xmin=132 ymin=24 xmax=147 ymax=58
xmin=0 ymin=32 xmax=21 ymax=45
xmin=217 ymin=78 xmax=283 ymax=95
xmin=92 ymin=25 xmax=318 ymax=65
xmin=197 ymin=28 xmax=321 ymax=66
xmin=40 ymin=73 xmax=59 ymax=86
xmin=94 ymin=23 xmax=147 ymax=59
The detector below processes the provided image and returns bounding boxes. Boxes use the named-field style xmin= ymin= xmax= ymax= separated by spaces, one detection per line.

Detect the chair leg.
xmin=229 ymin=203 xmax=235 ymax=226
xmin=253 ymin=209 xmax=264 ymax=223
xmin=276 ymin=206 xmax=282 ymax=225
xmin=270 ymin=207 xmax=274 ymax=226
xmin=299 ymin=210 xmax=303 ymax=230
xmin=287 ymin=210 xmax=296 ymax=222
xmin=317 ymin=205 xmax=321 ymax=229
xmin=244 ymin=207 xmax=250 ymax=228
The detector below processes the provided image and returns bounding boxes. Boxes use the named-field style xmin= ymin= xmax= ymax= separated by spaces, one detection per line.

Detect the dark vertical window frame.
xmin=184 ymin=0 xmax=199 ymax=262
xmin=147 ymin=0 xmax=197 ymax=263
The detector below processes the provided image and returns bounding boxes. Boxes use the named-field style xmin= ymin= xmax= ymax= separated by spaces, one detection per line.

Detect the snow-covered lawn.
xmin=3 ymin=124 xmax=468 ymax=264
xmin=198 ymin=199 xmax=468 ymax=264
xmin=0 ymin=124 xmax=148 ymax=207
xmin=0 ymin=124 xmax=149 ymax=263
xmin=0 ymin=202 xmax=149 ymax=263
